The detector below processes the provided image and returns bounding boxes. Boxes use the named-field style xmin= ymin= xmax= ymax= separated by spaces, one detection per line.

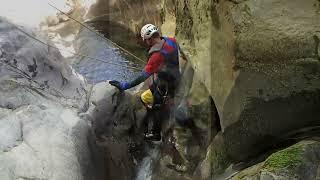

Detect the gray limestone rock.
xmin=0 ymin=17 xmax=104 ymax=180
xmin=175 ymin=0 xmax=320 ymax=164
xmin=0 ymin=115 xmax=21 ymax=152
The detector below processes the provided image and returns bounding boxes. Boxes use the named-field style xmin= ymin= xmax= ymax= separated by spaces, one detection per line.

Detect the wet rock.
xmin=88 ymin=81 xmax=147 ymax=180
xmin=90 ymin=81 xmax=145 ymax=139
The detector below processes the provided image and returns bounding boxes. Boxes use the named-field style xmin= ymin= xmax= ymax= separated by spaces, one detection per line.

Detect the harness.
xmin=148 ymin=37 xmax=180 ymax=107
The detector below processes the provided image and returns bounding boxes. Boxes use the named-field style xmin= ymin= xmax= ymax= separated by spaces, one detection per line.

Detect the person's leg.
xmin=144 ymin=84 xmax=165 ymax=141
xmin=144 ymin=79 xmax=174 ymax=141
xmin=144 ymin=108 xmax=162 ymax=141
xmin=140 ymin=89 xmax=154 ymax=135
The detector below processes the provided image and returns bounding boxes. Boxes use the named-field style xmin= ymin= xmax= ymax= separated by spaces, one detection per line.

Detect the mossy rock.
xmin=208 ymin=145 xmax=229 ymax=174
xmin=262 ymin=145 xmax=304 ymax=171
xmin=232 ymin=140 xmax=320 ymax=180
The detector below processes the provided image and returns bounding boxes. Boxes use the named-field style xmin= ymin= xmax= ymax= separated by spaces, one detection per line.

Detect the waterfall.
xmin=135 ymin=147 xmax=161 ymax=180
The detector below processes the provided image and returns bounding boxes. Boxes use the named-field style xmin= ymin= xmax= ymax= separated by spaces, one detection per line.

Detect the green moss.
xmin=263 ymin=145 xmax=304 ymax=171
xmin=207 ymin=144 xmax=229 ymax=174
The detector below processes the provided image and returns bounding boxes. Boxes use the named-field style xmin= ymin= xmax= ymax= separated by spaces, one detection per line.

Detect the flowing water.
xmin=72 ymin=28 xmax=142 ymax=84
xmin=135 ymin=147 xmax=161 ymax=180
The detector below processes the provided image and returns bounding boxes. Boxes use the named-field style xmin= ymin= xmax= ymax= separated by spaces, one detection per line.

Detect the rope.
xmin=48 ymin=2 xmax=146 ymax=64
xmin=8 ymin=21 xmax=141 ymax=71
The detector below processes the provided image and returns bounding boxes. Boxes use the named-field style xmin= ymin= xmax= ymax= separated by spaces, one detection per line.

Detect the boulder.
xmin=231 ymin=140 xmax=320 ymax=180
xmin=88 ymin=81 xmax=147 ymax=180
xmin=89 ymin=81 xmax=146 ymax=139
xmin=0 ymin=17 xmax=104 ymax=180
xmin=173 ymin=0 xmax=320 ymax=163
xmin=0 ymin=17 xmax=87 ymax=107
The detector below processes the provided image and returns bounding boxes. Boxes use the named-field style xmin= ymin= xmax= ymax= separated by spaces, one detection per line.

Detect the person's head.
xmin=140 ymin=24 xmax=161 ymax=47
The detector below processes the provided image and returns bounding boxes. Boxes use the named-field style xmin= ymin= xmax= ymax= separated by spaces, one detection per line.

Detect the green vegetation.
xmin=207 ymin=144 xmax=229 ymax=174
xmin=263 ymin=145 xmax=303 ymax=171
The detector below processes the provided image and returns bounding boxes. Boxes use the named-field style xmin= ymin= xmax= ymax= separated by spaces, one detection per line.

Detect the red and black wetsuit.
xmin=127 ymin=37 xmax=180 ymax=104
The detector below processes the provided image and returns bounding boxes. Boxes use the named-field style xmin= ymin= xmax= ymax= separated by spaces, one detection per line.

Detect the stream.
xmin=72 ymin=28 xmax=142 ymax=84
xmin=135 ymin=148 xmax=161 ymax=180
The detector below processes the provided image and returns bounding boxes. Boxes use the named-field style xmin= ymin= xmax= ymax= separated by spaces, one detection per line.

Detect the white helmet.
xmin=140 ymin=24 xmax=159 ymax=41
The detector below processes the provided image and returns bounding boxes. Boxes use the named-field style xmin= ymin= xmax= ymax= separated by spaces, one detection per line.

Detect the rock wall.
xmin=86 ymin=0 xmax=163 ymax=30
xmin=31 ymin=0 xmax=320 ymax=179
xmin=173 ymin=0 xmax=320 ymax=160
xmin=82 ymin=0 xmax=164 ymax=59
xmin=0 ymin=17 xmax=106 ymax=180
xmin=157 ymin=0 xmax=320 ymax=179
xmin=84 ymin=81 xmax=149 ymax=180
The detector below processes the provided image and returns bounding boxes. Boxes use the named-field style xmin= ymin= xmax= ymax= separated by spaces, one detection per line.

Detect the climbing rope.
xmin=8 ymin=21 xmax=142 ymax=71
xmin=48 ymin=2 xmax=146 ymax=64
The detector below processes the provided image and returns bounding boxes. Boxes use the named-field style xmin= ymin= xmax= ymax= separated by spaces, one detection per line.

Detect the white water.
xmin=135 ymin=148 xmax=160 ymax=180
xmin=136 ymin=156 xmax=153 ymax=180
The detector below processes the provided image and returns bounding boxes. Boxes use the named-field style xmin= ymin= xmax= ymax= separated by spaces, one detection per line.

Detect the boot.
xmin=144 ymin=131 xmax=161 ymax=141
xmin=144 ymin=109 xmax=162 ymax=141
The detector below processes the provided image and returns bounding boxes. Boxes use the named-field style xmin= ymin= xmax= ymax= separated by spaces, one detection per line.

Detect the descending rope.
xmin=8 ymin=21 xmax=141 ymax=71
xmin=48 ymin=2 xmax=146 ymax=64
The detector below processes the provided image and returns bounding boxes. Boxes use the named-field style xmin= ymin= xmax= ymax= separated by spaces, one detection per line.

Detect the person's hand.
xmin=109 ymin=80 xmax=129 ymax=91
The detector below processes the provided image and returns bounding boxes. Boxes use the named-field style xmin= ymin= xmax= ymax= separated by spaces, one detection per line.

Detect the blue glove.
xmin=109 ymin=80 xmax=130 ymax=90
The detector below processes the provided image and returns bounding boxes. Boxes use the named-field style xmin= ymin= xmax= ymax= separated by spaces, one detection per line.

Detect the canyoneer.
xmin=109 ymin=24 xmax=180 ymax=141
